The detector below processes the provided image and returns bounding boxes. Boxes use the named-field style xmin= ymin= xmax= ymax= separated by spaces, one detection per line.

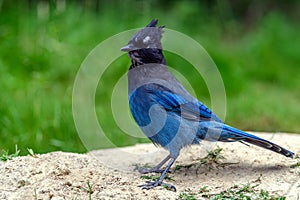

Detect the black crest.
xmin=121 ymin=19 xmax=164 ymax=52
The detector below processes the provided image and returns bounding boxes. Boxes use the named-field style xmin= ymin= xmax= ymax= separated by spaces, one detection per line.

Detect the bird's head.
xmin=121 ymin=19 xmax=165 ymax=67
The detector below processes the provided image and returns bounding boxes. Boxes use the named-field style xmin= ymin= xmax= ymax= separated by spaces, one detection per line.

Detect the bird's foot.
xmin=138 ymin=167 xmax=165 ymax=174
xmin=139 ymin=180 xmax=176 ymax=192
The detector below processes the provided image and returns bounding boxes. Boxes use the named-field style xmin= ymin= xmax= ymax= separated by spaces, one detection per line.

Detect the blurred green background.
xmin=0 ymin=0 xmax=299 ymax=155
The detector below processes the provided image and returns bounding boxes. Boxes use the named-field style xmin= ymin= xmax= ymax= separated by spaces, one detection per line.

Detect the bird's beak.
xmin=120 ymin=43 xmax=134 ymax=52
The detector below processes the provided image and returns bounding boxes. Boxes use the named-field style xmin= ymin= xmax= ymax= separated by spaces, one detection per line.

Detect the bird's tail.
xmin=202 ymin=122 xmax=294 ymax=158
xmin=219 ymin=124 xmax=294 ymax=158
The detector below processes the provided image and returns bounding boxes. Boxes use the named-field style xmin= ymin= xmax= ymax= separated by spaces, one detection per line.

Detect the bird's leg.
xmin=138 ymin=154 xmax=171 ymax=174
xmin=139 ymin=157 xmax=177 ymax=191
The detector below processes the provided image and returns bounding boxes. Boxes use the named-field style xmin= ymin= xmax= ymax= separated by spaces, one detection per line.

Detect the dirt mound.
xmin=0 ymin=133 xmax=299 ymax=199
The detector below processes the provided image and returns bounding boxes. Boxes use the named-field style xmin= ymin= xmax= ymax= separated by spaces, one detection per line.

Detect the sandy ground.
xmin=0 ymin=133 xmax=299 ymax=199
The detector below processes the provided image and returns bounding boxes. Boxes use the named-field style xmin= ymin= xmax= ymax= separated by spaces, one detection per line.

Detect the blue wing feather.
xmin=141 ymin=83 xmax=221 ymax=122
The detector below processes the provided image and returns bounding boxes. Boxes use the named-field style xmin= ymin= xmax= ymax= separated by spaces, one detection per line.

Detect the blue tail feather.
xmin=218 ymin=124 xmax=294 ymax=158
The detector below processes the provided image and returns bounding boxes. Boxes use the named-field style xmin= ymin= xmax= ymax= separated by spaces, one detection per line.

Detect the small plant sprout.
xmin=195 ymin=146 xmax=225 ymax=173
xmin=81 ymin=180 xmax=93 ymax=200
xmin=0 ymin=144 xmax=20 ymax=161
xmin=206 ymin=183 xmax=286 ymax=199
xmin=178 ymin=192 xmax=196 ymax=200
xmin=290 ymin=162 xmax=300 ymax=169
xmin=27 ymin=148 xmax=38 ymax=158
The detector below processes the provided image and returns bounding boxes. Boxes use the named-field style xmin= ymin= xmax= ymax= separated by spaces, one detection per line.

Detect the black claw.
xmin=138 ymin=181 xmax=176 ymax=192
xmin=162 ymin=182 xmax=177 ymax=192
xmin=138 ymin=181 xmax=158 ymax=190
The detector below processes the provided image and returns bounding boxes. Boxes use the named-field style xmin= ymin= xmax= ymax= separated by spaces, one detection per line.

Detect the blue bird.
xmin=121 ymin=19 xmax=294 ymax=191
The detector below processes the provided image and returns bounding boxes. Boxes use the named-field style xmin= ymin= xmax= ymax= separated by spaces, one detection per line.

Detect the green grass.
xmin=199 ymin=147 xmax=224 ymax=164
xmin=178 ymin=192 xmax=197 ymax=200
xmin=180 ymin=183 xmax=287 ymax=200
xmin=81 ymin=180 xmax=93 ymax=200
xmin=0 ymin=1 xmax=299 ymax=154
xmin=0 ymin=144 xmax=20 ymax=161
xmin=175 ymin=147 xmax=225 ymax=173
xmin=208 ymin=183 xmax=286 ymax=200
xmin=27 ymin=148 xmax=38 ymax=158
xmin=290 ymin=162 xmax=300 ymax=169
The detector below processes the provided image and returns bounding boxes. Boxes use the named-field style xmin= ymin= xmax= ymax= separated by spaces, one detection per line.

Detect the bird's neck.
xmin=129 ymin=59 xmax=142 ymax=70
xmin=129 ymin=57 xmax=166 ymax=70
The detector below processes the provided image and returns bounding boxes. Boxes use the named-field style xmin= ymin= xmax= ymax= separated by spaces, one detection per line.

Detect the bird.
xmin=120 ymin=19 xmax=294 ymax=191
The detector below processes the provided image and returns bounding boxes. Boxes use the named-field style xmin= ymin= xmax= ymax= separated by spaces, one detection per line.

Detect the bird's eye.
xmin=133 ymin=51 xmax=140 ymax=57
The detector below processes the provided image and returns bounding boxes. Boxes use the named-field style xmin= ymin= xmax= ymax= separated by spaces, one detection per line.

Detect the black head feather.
xmin=146 ymin=19 xmax=158 ymax=27
xmin=121 ymin=19 xmax=164 ymax=52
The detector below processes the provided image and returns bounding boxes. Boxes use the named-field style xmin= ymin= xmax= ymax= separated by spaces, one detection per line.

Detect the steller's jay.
xmin=120 ymin=19 xmax=294 ymax=191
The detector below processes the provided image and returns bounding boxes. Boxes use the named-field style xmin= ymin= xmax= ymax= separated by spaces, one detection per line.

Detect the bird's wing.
xmin=144 ymin=83 xmax=222 ymax=122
